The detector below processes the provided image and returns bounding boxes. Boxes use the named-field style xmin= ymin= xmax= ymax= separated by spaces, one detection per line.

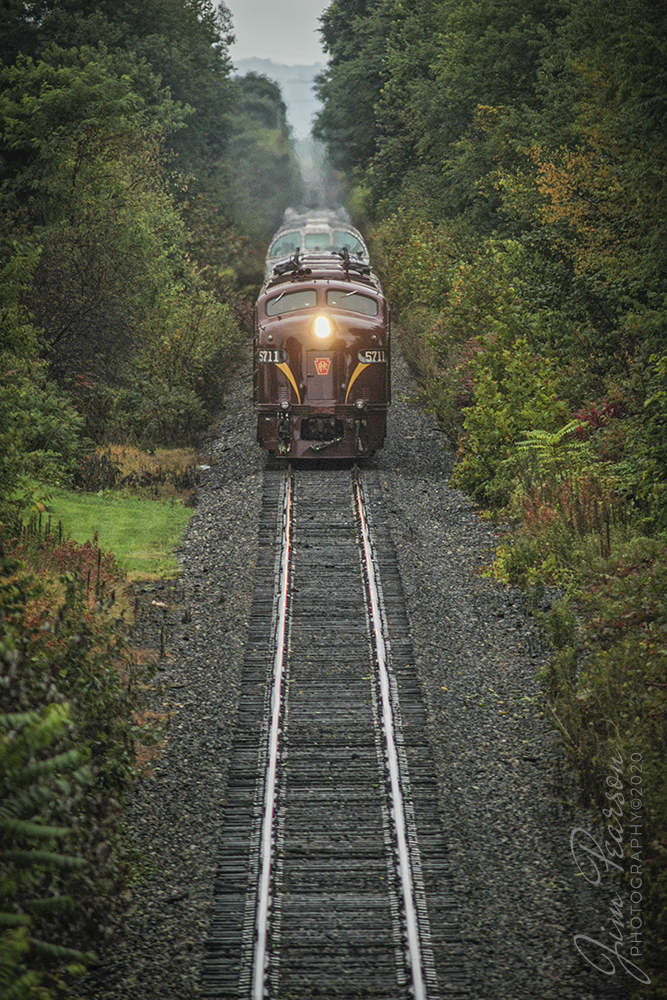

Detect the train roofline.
xmin=260 ymin=252 xmax=383 ymax=296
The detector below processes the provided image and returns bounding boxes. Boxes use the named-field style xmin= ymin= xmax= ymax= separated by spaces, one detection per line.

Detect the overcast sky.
xmin=226 ymin=0 xmax=331 ymax=65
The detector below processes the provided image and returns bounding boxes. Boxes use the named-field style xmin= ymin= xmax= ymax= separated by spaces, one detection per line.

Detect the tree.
xmin=0 ymin=44 xmax=242 ymax=446
xmin=227 ymin=73 xmax=303 ymax=242
xmin=0 ymin=48 xmax=185 ymax=378
xmin=313 ymin=0 xmax=389 ymax=175
xmin=496 ymin=0 xmax=667 ymax=372
xmin=0 ymin=0 xmax=239 ymax=176
xmin=313 ymin=0 xmax=566 ymax=223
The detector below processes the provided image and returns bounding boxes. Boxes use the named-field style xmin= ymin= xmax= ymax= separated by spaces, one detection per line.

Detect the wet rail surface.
xmin=202 ymin=463 xmax=468 ymax=999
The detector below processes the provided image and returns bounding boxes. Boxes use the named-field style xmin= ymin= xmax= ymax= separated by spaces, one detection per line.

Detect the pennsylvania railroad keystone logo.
xmin=315 ymin=358 xmax=331 ymax=375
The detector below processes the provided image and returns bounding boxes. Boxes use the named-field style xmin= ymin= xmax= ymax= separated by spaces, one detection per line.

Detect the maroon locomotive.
xmin=253 ymin=226 xmax=390 ymax=459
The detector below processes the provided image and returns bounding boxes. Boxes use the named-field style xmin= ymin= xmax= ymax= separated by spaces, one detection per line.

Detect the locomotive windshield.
xmin=266 ymin=289 xmax=317 ymax=316
xmin=303 ymin=232 xmax=330 ymax=251
xmin=269 ymin=231 xmax=300 ymax=256
xmin=332 ymin=231 xmax=365 ymax=255
xmin=326 ymin=290 xmax=378 ymax=316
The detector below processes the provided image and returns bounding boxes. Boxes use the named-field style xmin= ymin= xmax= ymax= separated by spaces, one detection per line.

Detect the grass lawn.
xmin=43 ymin=487 xmax=195 ymax=579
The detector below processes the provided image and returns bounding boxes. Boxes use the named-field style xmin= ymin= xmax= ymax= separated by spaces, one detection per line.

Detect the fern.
xmin=0 ymin=927 xmax=49 ymax=1000
xmin=516 ymin=420 xmax=586 ymax=460
xmin=0 ymin=707 xmax=95 ymax=1000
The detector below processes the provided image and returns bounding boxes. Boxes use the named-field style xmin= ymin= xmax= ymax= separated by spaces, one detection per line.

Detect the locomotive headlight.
xmin=313 ymin=314 xmax=333 ymax=339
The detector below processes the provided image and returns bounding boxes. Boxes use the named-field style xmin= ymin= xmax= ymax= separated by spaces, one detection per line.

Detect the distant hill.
xmin=233 ymin=58 xmax=324 ymax=139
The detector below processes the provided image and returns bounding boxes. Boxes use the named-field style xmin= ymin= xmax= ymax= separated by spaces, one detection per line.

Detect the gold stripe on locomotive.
xmin=345 ymin=361 xmax=370 ymax=403
xmin=275 ymin=362 xmax=301 ymax=404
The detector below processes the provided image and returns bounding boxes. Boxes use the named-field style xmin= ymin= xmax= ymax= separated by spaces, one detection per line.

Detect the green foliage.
xmin=0 ymin=705 xmax=96 ymax=999
xmin=0 ymin=241 xmax=41 ymax=362
xmin=318 ymin=0 xmax=667 ymax=986
xmin=639 ymin=353 xmax=667 ymax=518
xmin=0 ymin=242 xmax=40 ymax=517
xmin=371 ymin=209 xmax=457 ymax=312
xmin=0 ymin=533 xmax=155 ymax=994
xmin=227 ymin=73 xmax=303 ymax=242
xmin=313 ymin=0 xmax=389 ymax=176
xmin=0 ymin=47 xmax=181 ymax=211
xmin=0 ymin=41 xmax=244 ymax=449
xmin=0 ymin=2 xmax=267 ymax=455
xmin=109 ymin=379 xmax=208 ymax=451
xmin=495 ymin=468 xmax=623 ymax=587
xmin=0 ymin=46 xmax=185 ymax=378
xmin=315 ymin=0 xmax=565 ymax=223
xmin=452 ymin=336 xmax=568 ymax=504
xmin=0 ymin=0 xmax=238 ymax=177
xmin=540 ymin=541 xmax=667 ymax=992
xmin=368 ymin=0 xmax=449 ymax=215
xmin=516 ymin=421 xmax=585 ymax=460
xmin=422 ymin=241 xmax=571 ymax=503
xmin=2 ymin=363 xmax=83 ymax=486
xmin=0 ymin=241 xmax=84 ymax=521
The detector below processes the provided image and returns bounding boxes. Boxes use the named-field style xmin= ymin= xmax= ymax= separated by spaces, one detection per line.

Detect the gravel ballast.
xmin=84 ymin=341 xmax=634 ymax=1000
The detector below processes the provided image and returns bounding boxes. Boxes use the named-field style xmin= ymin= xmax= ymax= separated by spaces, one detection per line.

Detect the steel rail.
xmin=353 ymin=467 xmax=428 ymax=1000
xmin=251 ymin=466 xmax=292 ymax=1000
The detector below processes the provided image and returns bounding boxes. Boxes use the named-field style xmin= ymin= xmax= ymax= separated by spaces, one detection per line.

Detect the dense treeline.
xmin=315 ymin=0 xmax=666 ymax=993
xmin=228 ymin=72 xmax=302 ymax=245
xmin=0 ymin=3 xmax=301 ymax=995
xmin=0 ymin=0 xmax=301 ymax=470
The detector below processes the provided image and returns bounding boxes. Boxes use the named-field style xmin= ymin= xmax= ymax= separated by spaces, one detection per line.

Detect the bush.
xmin=492 ymin=427 xmax=628 ymax=589
xmin=65 ymin=286 xmax=242 ymax=449
xmin=0 ymin=530 xmax=157 ymax=994
xmin=109 ymin=378 xmax=209 ymax=449
xmin=134 ymin=288 xmax=241 ymax=415
xmin=451 ymin=336 xmax=568 ymax=505
xmin=1 ymin=240 xmax=84 ymax=522
xmin=0 ymin=359 xmax=84 ymax=530
xmin=541 ymin=541 xmax=667 ymax=991
xmin=638 ymin=353 xmax=667 ymax=521
xmin=7 ymin=363 xmax=82 ymax=480
xmin=72 ymin=451 xmax=121 ymax=493
xmin=371 ymin=209 xmax=459 ymax=313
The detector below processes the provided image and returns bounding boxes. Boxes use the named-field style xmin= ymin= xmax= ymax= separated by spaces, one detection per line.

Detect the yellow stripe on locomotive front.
xmin=275 ymin=362 xmax=301 ymax=403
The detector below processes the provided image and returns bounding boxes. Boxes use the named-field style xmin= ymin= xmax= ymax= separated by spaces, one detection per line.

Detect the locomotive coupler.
xmin=277 ymin=402 xmax=292 ymax=455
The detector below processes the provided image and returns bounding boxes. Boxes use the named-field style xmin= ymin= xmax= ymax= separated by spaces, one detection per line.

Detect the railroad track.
xmin=202 ymin=463 xmax=468 ymax=999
